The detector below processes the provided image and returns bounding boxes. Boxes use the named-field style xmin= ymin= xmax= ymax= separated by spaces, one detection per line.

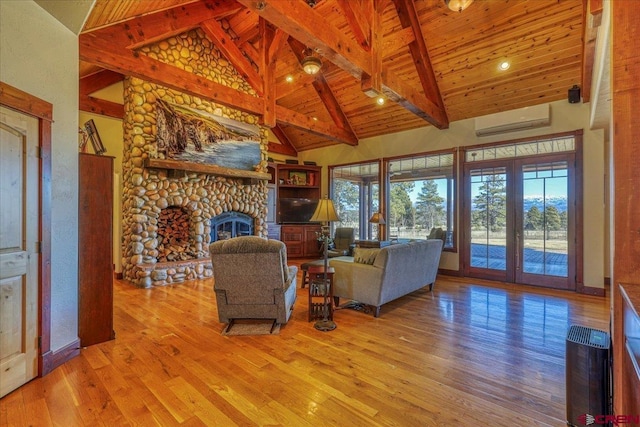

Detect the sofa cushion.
xmin=353 ymin=247 xmax=380 ymax=265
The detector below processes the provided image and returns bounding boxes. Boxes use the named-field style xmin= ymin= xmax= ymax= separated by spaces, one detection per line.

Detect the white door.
xmin=0 ymin=106 xmax=39 ymax=397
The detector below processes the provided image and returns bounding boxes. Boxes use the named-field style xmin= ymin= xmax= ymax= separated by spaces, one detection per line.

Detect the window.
xmin=330 ymin=161 xmax=380 ymax=240
xmin=385 ymin=151 xmax=456 ymax=249
xmin=329 ymin=150 xmax=456 ymax=249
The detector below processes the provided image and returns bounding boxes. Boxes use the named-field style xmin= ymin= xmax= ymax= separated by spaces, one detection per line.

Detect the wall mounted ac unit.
xmin=475 ymin=104 xmax=551 ymax=137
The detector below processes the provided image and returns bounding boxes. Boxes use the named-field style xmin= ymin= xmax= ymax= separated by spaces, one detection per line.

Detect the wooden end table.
xmin=307 ymin=265 xmax=335 ymax=322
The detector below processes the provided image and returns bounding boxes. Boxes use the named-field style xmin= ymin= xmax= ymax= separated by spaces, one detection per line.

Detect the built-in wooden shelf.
xmin=144 ymin=158 xmax=271 ymax=182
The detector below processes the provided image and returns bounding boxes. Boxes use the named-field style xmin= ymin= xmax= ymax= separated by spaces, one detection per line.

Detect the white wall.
xmin=1 ymin=1 xmax=80 ymax=351
xmin=79 ymin=82 xmax=125 ymax=273
xmin=302 ymin=100 xmax=606 ymax=289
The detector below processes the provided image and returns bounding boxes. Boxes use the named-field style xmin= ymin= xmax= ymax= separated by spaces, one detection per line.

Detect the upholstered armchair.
xmin=327 ymin=227 xmax=355 ymax=257
xmin=209 ymin=236 xmax=297 ymax=325
xmin=427 ymin=227 xmax=446 ymax=244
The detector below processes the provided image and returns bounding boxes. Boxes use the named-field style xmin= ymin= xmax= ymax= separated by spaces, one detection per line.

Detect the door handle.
xmin=515 ymin=231 xmax=520 ymax=270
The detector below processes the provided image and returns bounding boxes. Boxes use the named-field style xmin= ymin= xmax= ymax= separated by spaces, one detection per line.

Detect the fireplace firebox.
xmin=211 ymin=212 xmax=254 ymax=241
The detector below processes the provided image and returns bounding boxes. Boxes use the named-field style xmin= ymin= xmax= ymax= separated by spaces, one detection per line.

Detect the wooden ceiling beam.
xmin=276 ymin=71 xmax=316 ymax=100
xmin=79 ymin=70 xmax=124 ymax=96
xmin=275 ymin=106 xmax=358 ymax=146
xmin=80 ymin=28 xmax=358 ymax=145
xmin=269 ymin=29 xmax=289 ymax=63
xmin=79 ymin=32 xmax=265 ymax=116
xmin=381 ymin=67 xmax=448 ymax=129
xmin=235 ymin=26 xmax=261 ymax=47
xmin=260 ymin=18 xmax=277 ymax=127
xmin=92 ymin=0 xmax=245 ymax=51
xmin=79 ymin=96 xmax=124 ymax=119
xmin=269 ymin=125 xmax=298 ymax=156
xmin=382 ymin=27 xmax=414 ymax=58
xmin=288 ymin=38 xmax=357 ymax=138
xmin=392 ymin=0 xmax=447 ymax=116
xmin=201 ymin=18 xmax=264 ymax=96
xmin=236 ymin=0 xmax=370 ymax=80
xmin=239 ymin=0 xmax=444 ymax=128
xmin=581 ymin=0 xmax=603 ymax=103
xmin=362 ymin=0 xmax=383 ymax=97
xmin=336 ymin=0 xmax=371 ymax=50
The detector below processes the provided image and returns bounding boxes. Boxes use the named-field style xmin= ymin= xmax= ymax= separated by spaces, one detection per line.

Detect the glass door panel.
xmin=467 ymin=166 xmax=509 ymax=280
xmin=465 ymin=155 xmax=575 ymax=289
xmin=517 ymin=158 xmax=574 ymax=289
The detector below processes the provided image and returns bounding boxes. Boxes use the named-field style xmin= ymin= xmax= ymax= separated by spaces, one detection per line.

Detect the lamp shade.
xmin=369 ymin=212 xmax=386 ymax=225
xmin=310 ymin=198 xmax=339 ymax=222
xmin=301 ymin=55 xmax=322 ymax=75
xmin=445 ymin=0 xmax=473 ymax=12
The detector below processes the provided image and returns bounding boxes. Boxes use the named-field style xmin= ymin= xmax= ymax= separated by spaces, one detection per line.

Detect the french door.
xmin=463 ymin=142 xmax=579 ymax=290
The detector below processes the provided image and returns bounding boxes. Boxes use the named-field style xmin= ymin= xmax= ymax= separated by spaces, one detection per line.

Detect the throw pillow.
xmin=353 ymin=247 xmax=380 ymax=265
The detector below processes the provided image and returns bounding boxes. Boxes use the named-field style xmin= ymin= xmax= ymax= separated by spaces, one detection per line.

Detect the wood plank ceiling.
xmin=79 ymin=0 xmax=589 ymax=154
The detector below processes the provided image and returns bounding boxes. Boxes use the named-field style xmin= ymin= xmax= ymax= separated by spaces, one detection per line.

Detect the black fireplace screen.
xmin=210 ymin=212 xmax=253 ymax=241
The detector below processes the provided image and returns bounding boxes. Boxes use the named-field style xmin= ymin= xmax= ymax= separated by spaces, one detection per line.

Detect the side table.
xmin=307 ymin=265 xmax=335 ymax=322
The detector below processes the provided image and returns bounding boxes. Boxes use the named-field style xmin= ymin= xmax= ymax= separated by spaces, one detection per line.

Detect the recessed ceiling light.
xmin=499 ymin=61 xmax=510 ymax=71
xmin=376 ymin=96 xmax=385 ymax=105
xmin=285 ymin=75 xmax=294 ymax=83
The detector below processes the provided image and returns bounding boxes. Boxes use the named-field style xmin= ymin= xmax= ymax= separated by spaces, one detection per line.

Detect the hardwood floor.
xmin=1 ymin=262 xmax=610 ymax=426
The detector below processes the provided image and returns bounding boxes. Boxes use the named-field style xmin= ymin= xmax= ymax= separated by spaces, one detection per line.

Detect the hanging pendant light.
xmin=445 ymin=0 xmax=474 ymax=12
xmin=301 ymin=49 xmax=322 ymax=75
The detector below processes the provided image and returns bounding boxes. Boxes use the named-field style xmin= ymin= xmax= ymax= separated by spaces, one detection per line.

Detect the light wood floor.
xmin=1 ymin=262 xmax=610 ymax=426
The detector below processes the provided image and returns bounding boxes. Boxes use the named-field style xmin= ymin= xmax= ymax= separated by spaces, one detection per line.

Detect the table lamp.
xmin=309 ymin=197 xmax=340 ymax=331
xmin=369 ymin=212 xmax=385 ymax=240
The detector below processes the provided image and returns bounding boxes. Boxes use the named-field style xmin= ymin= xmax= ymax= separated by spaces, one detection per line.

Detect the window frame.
xmin=383 ymin=149 xmax=457 ymax=252
xmin=328 ymin=148 xmax=457 ymax=252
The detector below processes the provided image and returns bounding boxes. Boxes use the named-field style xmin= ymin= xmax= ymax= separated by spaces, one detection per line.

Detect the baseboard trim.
xmin=40 ymin=338 xmax=80 ymax=376
xmin=577 ymin=283 xmax=606 ymax=297
xmin=438 ymin=268 xmax=463 ymax=277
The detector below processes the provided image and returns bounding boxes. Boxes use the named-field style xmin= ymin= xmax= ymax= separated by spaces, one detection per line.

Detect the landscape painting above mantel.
xmin=156 ymin=99 xmax=261 ymax=171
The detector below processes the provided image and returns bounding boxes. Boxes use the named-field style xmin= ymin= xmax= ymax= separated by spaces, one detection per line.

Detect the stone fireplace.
xmin=120 ymin=29 xmax=270 ymax=288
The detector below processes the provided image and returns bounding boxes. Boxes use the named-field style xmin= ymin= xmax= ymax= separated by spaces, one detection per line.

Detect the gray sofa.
xmin=209 ymin=236 xmax=297 ymax=325
xmin=329 ymin=239 xmax=443 ymax=317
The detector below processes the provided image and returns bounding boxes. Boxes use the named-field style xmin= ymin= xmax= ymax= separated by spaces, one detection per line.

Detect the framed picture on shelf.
xmin=289 ymin=171 xmax=307 ymax=185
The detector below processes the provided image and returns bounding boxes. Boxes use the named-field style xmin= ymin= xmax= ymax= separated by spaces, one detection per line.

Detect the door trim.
xmin=0 ymin=81 xmax=62 ymax=376
xmin=459 ymin=130 xmax=585 ymax=292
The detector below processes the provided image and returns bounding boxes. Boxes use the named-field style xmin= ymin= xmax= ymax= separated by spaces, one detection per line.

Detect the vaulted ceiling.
xmin=79 ymin=0 xmax=601 ymax=155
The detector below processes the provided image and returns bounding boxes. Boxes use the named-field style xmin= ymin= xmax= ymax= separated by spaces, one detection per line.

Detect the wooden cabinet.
xmin=274 ymin=163 xmax=322 ymax=258
xmin=78 ymin=153 xmax=115 ymax=347
xmin=275 ymin=164 xmax=321 ymax=200
xmin=281 ymin=225 xmax=321 ymax=258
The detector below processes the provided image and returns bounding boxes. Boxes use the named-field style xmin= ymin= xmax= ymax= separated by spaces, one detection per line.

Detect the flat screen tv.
xmin=278 ymin=198 xmax=319 ymax=224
